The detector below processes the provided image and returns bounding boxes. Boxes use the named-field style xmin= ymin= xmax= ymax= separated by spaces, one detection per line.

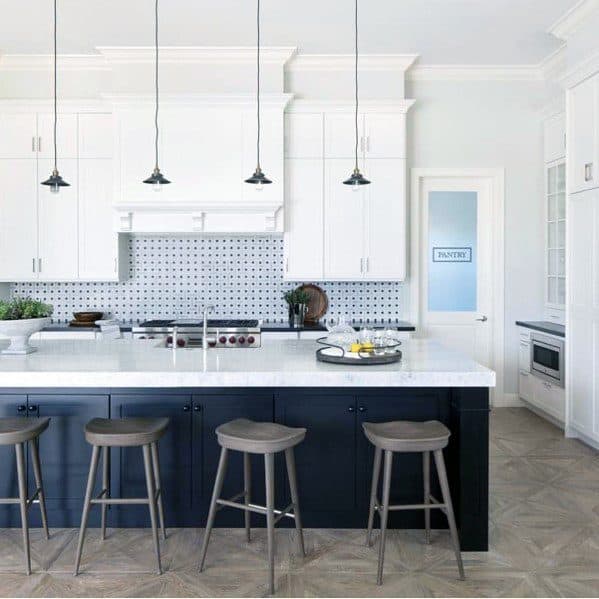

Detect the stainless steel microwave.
xmin=530 ymin=332 xmax=565 ymax=387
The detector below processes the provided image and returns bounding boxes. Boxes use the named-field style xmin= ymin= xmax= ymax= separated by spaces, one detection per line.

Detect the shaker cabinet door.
xmin=569 ymin=77 xmax=597 ymax=194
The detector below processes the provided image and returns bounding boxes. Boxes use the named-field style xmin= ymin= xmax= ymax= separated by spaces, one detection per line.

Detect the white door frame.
xmin=408 ymin=168 xmax=505 ymax=405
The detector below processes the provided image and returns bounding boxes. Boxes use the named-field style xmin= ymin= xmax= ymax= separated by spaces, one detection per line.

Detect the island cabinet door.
xmin=26 ymin=394 xmax=109 ymax=527
xmin=194 ymin=394 xmax=273 ymax=526
xmin=111 ymin=394 xmax=193 ymax=527
xmin=0 ymin=396 xmax=27 ymax=526
xmin=274 ymin=394 xmax=357 ymax=527
xmin=355 ymin=391 xmax=451 ymax=530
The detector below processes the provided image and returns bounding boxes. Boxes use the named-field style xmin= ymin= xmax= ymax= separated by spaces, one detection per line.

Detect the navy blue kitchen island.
xmin=0 ymin=339 xmax=493 ymax=551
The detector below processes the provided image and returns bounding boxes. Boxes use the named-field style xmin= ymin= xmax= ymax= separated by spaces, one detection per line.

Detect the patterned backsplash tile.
xmin=11 ymin=236 xmax=404 ymax=323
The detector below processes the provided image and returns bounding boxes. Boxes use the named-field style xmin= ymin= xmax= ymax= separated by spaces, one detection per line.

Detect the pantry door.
xmin=411 ymin=169 xmax=504 ymax=397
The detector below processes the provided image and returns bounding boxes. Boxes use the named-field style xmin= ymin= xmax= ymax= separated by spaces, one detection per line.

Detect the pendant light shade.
xmin=143 ymin=0 xmax=171 ymax=190
xmin=41 ymin=0 xmax=69 ymax=193
xmin=343 ymin=0 xmax=370 ymax=189
xmin=245 ymin=0 xmax=271 ymax=190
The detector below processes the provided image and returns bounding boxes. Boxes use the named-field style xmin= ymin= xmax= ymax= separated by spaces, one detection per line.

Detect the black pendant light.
xmin=245 ymin=0 xmax=272 ymax=190
xmin=343 ymin=0 xmax=370 ymax=189
xmin=143 ymin=0 xmax=171 ymax=190
xmin=41 ymin=0 xmax=70 ymax=193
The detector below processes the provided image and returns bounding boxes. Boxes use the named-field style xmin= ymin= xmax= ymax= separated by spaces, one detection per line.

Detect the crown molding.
xmin=560 ymin=48 xmax=599 ymax=88
xmin=96 ymin=46 xmax=297 ymax=66
xmin=104 ymin=92 xmax=294 ymax=109
xmin=407 ymin=64 xmax=543 ymax=81
xmin=539 ymin=45 xmax=568 ymax=81
xmin=0 ymin=98 xmax=110 ymax=112
xmin=287 ymin=98 xmax=415 ymax=114
xmin=548 ymin=0 xmax=599 ymax=41
xmin=287 ymin=54 xmax=419 ymax=73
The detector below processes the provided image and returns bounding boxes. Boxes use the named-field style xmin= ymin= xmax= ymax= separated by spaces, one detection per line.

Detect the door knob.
xmin=476 ymin=316 xmax=488 ymax=322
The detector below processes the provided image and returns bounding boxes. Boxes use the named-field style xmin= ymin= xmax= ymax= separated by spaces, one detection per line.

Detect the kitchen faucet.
xmin=203 ymin=305 xmax=215 ymax=348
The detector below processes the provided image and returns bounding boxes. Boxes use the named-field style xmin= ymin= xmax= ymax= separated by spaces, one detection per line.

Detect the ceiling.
xmin=0 ymin=0 xmax=577 ymax=64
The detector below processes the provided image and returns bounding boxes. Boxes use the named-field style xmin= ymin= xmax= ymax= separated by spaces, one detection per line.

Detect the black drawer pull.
xmin=183 ymin=405 xmax=191 ymax=412
xmin=17 ymin=405 xmax=26 ymax=413
xmin=28 ymin=405 xmax=37 ymax=412
xmin=348 ymin=406 xmax=355 ymax=413
xmin=358 ymin=406 xmax=366 ymax=413
xmin=193 ymin=405 xmax=201 ymax=412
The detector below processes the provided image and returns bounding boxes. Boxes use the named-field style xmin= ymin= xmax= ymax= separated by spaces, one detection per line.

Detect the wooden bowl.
xmin=73 ymin=311 xmax=103 ymax=322
xmin=296 ymin=284 xmax=328 ymax=324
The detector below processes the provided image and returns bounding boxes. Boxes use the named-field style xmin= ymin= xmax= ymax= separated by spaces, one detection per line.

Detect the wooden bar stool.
xmin=74 ymin=417 xmax=169 ymax=576
xmin=199 ymin=418 xmax=307 ymax=595
xmin=363 ymin=420 xmax=465 ymax=585
xmin=0 ymin=417 xmax=50 ymax=575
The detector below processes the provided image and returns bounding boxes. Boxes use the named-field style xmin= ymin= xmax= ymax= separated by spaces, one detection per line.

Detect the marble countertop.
xmin=0 ymin=338 xmax=495 ymax=389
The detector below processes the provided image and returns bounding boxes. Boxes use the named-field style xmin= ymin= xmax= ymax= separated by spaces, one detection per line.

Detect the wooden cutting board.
xmin=297 ymin=283 xmax=328 ymax=324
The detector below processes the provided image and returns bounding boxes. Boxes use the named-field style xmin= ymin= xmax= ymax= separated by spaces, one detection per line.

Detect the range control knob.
xmin=219 ymin=336 xmax=227 ymax=344
xmin=238 ymin=336 xmax=246 ymax=344
xmin=229 ymin=336 xmax=237 ymax=344
xmin=247 ymin=336 xmax=255 ymax=345
xmin=166 ymin=335 xmax=173 ymax=345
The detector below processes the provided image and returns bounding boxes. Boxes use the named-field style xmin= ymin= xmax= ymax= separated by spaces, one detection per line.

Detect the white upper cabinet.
xmin=543 ymin=113 xmax=566 ymax=164
xmin=324 ymin=159 xmax=365 ymax=279
xmin=363 ymin=159 xmax=406 ymax=280
xmin=284 ymin=158 xmax=324 ymax=280
xmin=0 ymin=159 xmax=38 ymax=280
xmin=284 ymin=113 xmax=323 ymax=158
xmin=37 ymin=158 xmax=79 ymax=280
xmin=37 ymin=113 xmax=78 ymax=159
xmin=79 ymin=113 xmax=113 ymax=159
xmin=0 ymin=114 xmax=38 ymax=158
xmin=324 ymin=113 xmax=365 ymax=158
xmin=569 ymin=76 xmax=597 ymax=194
xmin=364 ymin=114 xmax=406 ymax=158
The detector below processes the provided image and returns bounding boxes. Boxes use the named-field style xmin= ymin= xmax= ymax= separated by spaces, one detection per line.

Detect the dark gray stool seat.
xmin=200 ymin=419 xmax=307 ymax=595
xmin=0 ymin=417 xmax=50 ymax=445
xmin=0 ymin=416 xmax=50 ymax=575
xmin=216 ymin=418 xmax=306 ymax=453
xmin=363 ymin=420 xmax=450 ymax=452
xmin=85 ymin=417 xmax=169 ymax=447
xmin=363 ymin=419 xmax=465 ymax=585
xmin=75 ymin=417 xmax=169 ymax=576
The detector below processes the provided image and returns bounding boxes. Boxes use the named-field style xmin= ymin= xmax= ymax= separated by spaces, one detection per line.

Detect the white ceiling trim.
xmin=548 ymin=0 xmax=599 ymax=41
xmin=287 ymin=54 xmax=418 ymax=72
xmin=407 ymin=64 xmax=543 ymax=81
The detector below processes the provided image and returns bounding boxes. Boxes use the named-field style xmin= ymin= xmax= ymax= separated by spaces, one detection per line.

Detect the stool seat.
xmin=363 ymin=420 xmax=450 ymax=452
xmin=216 ymin=418 xmax=306 ymax=453
xmin=85 ymin=417 xmax=169 ymax=447
xmin=0 ymin=417 xmax=50 ymax=445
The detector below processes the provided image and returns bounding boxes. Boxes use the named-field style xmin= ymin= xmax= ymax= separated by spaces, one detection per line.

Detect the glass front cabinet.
xmin=545 ymin=160 xmax=566 ymax=310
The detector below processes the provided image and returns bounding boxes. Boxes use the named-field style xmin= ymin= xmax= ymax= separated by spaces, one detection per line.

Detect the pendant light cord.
xmin=154 ymin=0 xmax=160 ymax=171
xmin=354 ymin=0 xmax=359 ymax=172
xmin=256 ymin=0 xmax=261 ymax=170
xmin=53 ymin=0 xmax=58 ymax=172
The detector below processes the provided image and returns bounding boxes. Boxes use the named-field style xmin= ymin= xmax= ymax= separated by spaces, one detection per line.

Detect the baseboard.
xmin=492 ymin=393 xmax=524 ymax=408
xmin=567 ymin=423 xmax=599 ymax=450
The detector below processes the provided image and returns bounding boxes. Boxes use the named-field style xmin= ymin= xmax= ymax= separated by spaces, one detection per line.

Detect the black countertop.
xmin=515 ymin=321 xmax=565 ymax=338
xmin=261 ymin=321 xmax=416 ymax=333
xmin=43 ymin=323 xmax=133 ymax=333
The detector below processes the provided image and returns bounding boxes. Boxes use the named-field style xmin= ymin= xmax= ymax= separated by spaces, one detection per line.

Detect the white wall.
xmin=406 ymin=78 xmax=548 ymax=395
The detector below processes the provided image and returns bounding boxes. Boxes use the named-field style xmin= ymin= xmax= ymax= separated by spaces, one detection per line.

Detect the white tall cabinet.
xmin=0 ymin=108 xmax=126 ymax=282
xmin=284 ymin=101 xmax=413 ymax=282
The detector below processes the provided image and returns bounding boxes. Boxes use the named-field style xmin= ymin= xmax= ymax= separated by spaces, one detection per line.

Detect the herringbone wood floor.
xmin=0 ymin=407 xmax=598 ymax=597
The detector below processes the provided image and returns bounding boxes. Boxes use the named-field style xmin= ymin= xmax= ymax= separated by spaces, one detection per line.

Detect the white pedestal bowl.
xmin=0 ymin=317 xmax=51 ymax=355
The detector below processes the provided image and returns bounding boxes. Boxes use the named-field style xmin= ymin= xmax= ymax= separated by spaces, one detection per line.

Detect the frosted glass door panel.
xmin=427 ymin=191 xmax=477 ymax=312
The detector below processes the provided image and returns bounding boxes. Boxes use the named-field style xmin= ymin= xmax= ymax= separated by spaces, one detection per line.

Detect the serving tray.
xmin=316 ymin=347 xmax=402 ymax=365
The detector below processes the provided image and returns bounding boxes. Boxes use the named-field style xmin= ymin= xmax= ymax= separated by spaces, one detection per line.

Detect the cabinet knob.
xmin=17 ymin=405 xmax=26 ymax=413
xmin=193 ymin=405 xmax=201 ymax=412
xmin=183 ymin=405 xmax=191 ymax=412
xmin=358 ymin=406 xmax=366 ymax=413
xmin=28 ymin=405 xmax=37 ymax=412
xmin=348 ymin=406 xmax=355 ymax=413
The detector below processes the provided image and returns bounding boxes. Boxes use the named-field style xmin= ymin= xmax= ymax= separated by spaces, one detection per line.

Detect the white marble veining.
xmin=0 ymin=338 xmax=495 ymax=389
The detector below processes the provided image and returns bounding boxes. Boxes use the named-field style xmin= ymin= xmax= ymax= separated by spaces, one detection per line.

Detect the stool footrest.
xmin=91 ymin=498 xmax=150 ymax=505
xmin=374 ymin=498 xmax=447 ymax=512
xmin=215 ymin=496 xmax=296 ymax=521
xmin=0 ymin=487 xmax=43 ymax=509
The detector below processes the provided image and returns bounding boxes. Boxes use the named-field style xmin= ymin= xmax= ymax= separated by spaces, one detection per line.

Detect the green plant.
xmin=0 ymin=297 xmax=53 ymax=320
xmin=283 ymin=288 xmax=310 ymax=306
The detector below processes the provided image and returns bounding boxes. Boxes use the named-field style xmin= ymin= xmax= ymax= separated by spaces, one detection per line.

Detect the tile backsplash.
xmin=11 ymin=236 xmax=404 ymax=323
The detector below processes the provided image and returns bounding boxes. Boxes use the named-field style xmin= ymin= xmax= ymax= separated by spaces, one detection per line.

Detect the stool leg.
xmin=285 ymin=447 xmax=305 ymax=557
xmin=433 ymin=449 xmax=465 ymax=581
xmin=366 ymin=446 xmax=382 ymax=547
xmin=423 ymin=450 xmax=431 ymax=544
xmin=100 ymin=446 xmax=109 ymax=541
xmin=15 ymin=443 xmax=31 ymax=575
xmin=377 ymin=450 xmax=393 ymax=586
xmin=199 ymin=447 xmax=228 ymax=572
xmin=142 ymin=444 xmax=162 ymax=575
xmin=265 ymin=452 xmax=276 ymax=595
xmin=151 ymin=442 xmax=167 ymax=540
xmin=30 ymin=436 xmax=50 ymax=541
xmin=74 ymin=444 xmax=100 ymax=576
xmin=243 ymin=452 xmax=251 ymax=543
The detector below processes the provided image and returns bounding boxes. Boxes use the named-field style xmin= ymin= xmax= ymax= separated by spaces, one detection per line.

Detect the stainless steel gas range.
xmin=132 ymin=319 xmax=261 ymax=348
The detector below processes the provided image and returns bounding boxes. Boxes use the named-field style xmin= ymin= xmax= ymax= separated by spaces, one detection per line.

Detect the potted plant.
xmin=283 ymin=288 xmax=310 ymax=328
xmin=0 ymin=297 xmax=53 ymax=355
